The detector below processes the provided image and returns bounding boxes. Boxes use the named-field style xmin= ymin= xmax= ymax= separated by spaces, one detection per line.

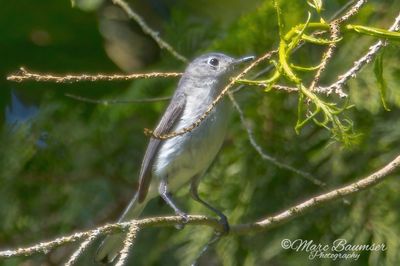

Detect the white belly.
xmin=153 ymin=99 xmax=230 ymax=191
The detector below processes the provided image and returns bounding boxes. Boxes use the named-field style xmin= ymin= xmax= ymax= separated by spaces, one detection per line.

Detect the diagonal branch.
xmin=335 ymin=0 xmax=367 ymax=24
xmin=316 ymin=12 xmax=400 ymax=96
xmin=115 ymin=223 xmax=140 ymax=266
xmin=64 ymin=229 xmax=102 ymax=266
xmin=1 ymin=154 xmax=399 ymax=259
xmin=234 ymin=154 xmax=400 ymax=234
xmin=112 ymin=0 xmax=187 ymax=63
xmin=228 ymin=92 xmax=325 ymax=187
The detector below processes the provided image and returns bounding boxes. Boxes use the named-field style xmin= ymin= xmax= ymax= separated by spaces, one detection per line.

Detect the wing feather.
xmin=137 ymin=91 xmax=186 ymax=202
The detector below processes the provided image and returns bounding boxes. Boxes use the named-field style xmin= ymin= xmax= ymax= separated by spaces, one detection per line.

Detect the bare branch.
xmin=271 ymin=84 xmax=298 ymax=92
xmin=7 ymin=67 xmax=182 ymax=83
xmin=234 ymin=154 xmax=400 ymax=234
xmin=115 ymin=223 xmax=140 ymax=266
xmin=1 ymin=154 xmax=399 ymax=260
xmin=309 ymin=22 xmax=340 ymax=91
xmin=65 ymin=229 xmax=101 ymax=266
xmin=65 ymin=93 xmax=171 ymax=104
xmin=111 ymin=0 xmax=187 ymax=63
xmin=0 ymin=216 xmax=219 ymax=259
xmin=335 ymin=0 xmax=367 ymax=24
xmin=316 ymin=12 xmax=400 ymax=96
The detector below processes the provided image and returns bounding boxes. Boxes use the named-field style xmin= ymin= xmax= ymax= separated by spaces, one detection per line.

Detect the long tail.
xmin=95 ymin=193 xmax=149 ymax=263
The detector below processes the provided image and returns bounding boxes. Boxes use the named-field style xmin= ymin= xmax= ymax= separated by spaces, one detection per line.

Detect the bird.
xmin=96 ymin=52 xmax=254 ymax=263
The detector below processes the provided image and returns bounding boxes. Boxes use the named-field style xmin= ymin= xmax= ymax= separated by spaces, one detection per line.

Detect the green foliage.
xmin=1 ymin=0 xmax=400 ymax=266
xmin=232 ymin=0 xmax=400 ymax=145
xmin=374 ymin=52 xmax=391 ymax=111
xmin=307 ymin=0 xmax=323 ymax=15
xmin=346 ymin=24 xmax=400 ymax=40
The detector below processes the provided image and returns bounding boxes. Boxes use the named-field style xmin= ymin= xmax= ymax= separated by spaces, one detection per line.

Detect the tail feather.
xmin=95 ymin=194 xmax=148 ymax=263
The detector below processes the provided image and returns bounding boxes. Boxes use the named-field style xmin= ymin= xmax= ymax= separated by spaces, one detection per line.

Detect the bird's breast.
xmin=153 ymin=97 xmax=231 ymax=189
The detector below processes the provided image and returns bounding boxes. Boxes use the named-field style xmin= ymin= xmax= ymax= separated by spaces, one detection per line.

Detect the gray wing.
xmin=137 ymin=91 xmax=186 ymax=202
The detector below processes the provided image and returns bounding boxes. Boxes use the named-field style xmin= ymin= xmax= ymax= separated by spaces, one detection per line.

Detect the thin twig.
xmin=1 ymin=154 xmax=399 ymax=259
xmin=309 ymin=0 xmax=367 ymax=93
xmin=335 ymin=0 xmax=367 ymax=24
xmin=64 ymin=229 xmax=102 ymax=266
xmin=7 ymin=67 xmax=182 ymax=83
xmin=228 ymin=92 xmax=325 ymax=186
xmin=65 ymin=93 xmax=171 ymax=104
xmin=234 ymin=154 xmax=400 ymax=233
xmin=111 ymin=0 xmax=187 ymax=63
xmin=235 ymin=81 xmax=298 ymax=93
xmin=115 ymin=223 xmax=140 ymax=266
xmin=329 ymin=0 xmax=357 ymax=21
xmin=309 ymin=22 xmax=340 ymax=91
xmin=191 ymin=234 xmax=222 ymax=266
xmin=271 ymin=84 xmax=298 ymax=92
xmin=317 ymin=12 xmax=400 ymax=96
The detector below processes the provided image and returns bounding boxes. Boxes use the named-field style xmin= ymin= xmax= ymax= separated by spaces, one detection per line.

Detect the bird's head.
xmin=185 ymin=52 xmax=254 ymax=79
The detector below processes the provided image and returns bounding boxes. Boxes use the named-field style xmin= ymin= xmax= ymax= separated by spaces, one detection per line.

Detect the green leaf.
xmin=279 ymin=41 xmax=301 ymax=83
xmin=297 ymin=84 xmax=358 ymax=145
xmin=290 ymin=62 xmax=322 ymax=71
xmin=300 ymin=33 xmax=342 ymax=45
xmin=373 ymin=53 xmax=391 ymax=111
xmin=287 ymin=12 xmax=312 ymax=50
xmin=307 ymin=0 xmax=323 ymax=13
xmin=71 ymin=0 xmax=104 ymax=11
xmin=346 ymin=24 xmax=400 ymax=41
xmin=273 ymin=0 xmax=284 ymax=38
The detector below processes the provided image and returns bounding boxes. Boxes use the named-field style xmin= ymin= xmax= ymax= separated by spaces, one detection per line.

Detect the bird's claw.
xmin=217 ymin=215 xmax=230 ymax=235
xmin=174 ymin=211 xmax=189 ymax=229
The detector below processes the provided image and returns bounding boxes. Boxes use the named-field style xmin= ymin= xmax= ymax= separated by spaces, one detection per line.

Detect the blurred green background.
xmin=1 ymin=0 xmax=400 ymax=265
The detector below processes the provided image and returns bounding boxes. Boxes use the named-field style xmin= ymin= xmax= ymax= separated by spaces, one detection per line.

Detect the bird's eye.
xmin=208 ymin=58 xmax=219 ymax=67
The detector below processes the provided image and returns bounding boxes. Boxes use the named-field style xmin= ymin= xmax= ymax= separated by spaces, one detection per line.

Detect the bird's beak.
xmin=233 ymin=55 xmax=255 ymax=65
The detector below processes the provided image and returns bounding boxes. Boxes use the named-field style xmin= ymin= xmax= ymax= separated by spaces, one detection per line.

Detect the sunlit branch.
xmin=7 ymin=67 xmax=182 ymax=83
xmin=114 ymin=223 xmax=139 ymax=266
xmin=64 ymin=229 xmax=101 ymax=266
xmin=1 ymin=154 xmax=398 ymax=259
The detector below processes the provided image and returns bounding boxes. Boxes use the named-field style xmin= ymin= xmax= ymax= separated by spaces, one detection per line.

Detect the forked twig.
xmin=64 ymin=229 xmax=102 ymax=266
xmin=114 ymin=223 xmax=140 ymax=266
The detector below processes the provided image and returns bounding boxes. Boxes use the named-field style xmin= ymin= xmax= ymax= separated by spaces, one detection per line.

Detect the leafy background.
xmin=0 ymin=0 xmax=399 ymax=265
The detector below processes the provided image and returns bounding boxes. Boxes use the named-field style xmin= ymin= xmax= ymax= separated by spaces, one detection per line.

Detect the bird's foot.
xmin=174 ymin=211 xmax=189 ymax=230
xmin=216 ymin=214 xmax=230 ymax=235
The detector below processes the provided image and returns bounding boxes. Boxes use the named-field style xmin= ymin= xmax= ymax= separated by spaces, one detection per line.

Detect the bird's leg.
xmin=190 ymin=176 xmax=229 ymax=234
xmin=159 ymin=178 xmax=189 ymax=228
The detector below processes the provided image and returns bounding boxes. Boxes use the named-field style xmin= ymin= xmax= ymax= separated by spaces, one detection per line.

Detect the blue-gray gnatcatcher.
xmin=96 ymin=53 xmax=254 ymax=263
